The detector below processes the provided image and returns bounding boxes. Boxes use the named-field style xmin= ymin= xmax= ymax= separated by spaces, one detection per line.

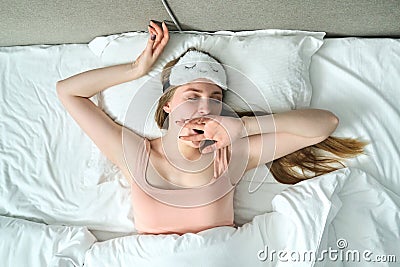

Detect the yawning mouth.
xmin=193 ymin=129 xmax=204 ymax=134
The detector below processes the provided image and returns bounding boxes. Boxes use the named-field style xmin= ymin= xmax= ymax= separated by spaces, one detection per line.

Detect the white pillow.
xmin=88 ymin=29 xmax=325 ymax=138
xmin=0 ymin=215 xmax=96 ymax=267
xmin=84 ymin=169 xmax=347 ymax=267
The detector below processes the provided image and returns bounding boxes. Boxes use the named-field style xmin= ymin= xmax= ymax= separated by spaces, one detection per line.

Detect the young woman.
xmin=56 ymin=21 xmax=367 ymax=235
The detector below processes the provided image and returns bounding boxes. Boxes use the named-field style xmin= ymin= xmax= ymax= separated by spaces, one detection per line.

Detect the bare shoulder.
xmin=117 ymin=127 xmax=146 ymax=173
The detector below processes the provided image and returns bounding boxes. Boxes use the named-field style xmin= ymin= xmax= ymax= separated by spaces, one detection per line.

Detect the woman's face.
xmin=163 ymin=78 xmax=223 ymax=145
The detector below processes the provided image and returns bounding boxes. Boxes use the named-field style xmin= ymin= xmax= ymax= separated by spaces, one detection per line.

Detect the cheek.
xmin=213 ymin=103 xmax=223 ymax=114
xmin=169 ymin=100 xmax=198 ymax=117
xmin=209 ymin=101 xmax=223 ymax=115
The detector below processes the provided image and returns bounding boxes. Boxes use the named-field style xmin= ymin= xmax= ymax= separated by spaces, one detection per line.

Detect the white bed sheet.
xmin=310 ymin=38 xmax=400 ymax=266
xmin=0 ymin=44 xmax=136 ymax=234
xmin=0 ymin=36 xmax=399 ymax=266
xmin=0 ymin=215 xmax=95 ymax=267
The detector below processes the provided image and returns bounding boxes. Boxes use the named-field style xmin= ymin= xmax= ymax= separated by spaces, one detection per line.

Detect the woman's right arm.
xmin=57 ymin=63 xmax=142 ymax=98
xmin=56 ymin=21 xmax=169 ymax=172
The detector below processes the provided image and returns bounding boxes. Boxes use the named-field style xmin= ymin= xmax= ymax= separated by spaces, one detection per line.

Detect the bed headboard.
xmin=2 ymin=0 xmax=399 ymax=46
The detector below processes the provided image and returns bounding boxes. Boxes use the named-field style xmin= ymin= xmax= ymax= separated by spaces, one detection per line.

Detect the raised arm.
xmin=242 ymin=108 xmax=339 ymax=170
xmin=56 ymin=21 xmax=169 ymax=172
xmin=179 ymin=108 xmax=338 ymax=172
xmin=242 ymin=108 xmax=339 ymax=138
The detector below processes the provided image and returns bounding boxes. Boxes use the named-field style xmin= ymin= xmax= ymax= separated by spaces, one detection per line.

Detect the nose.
xmin=197 ymin=98 xmax=210 ymax=115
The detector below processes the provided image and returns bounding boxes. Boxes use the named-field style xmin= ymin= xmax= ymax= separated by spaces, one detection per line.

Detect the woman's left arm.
xmin=233 ymin=108 xmax=339 ymax=171
xmin=242 ymin=108 xmax=339 ymax=138
xmin=179 ymin=109 xmax=339 ymax=154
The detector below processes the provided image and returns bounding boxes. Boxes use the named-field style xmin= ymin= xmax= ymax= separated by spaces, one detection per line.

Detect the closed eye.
xmin=210 ymin=66 xmax=219 ymax=72
xmin=185 ymin=64 xmax=196 ymax=69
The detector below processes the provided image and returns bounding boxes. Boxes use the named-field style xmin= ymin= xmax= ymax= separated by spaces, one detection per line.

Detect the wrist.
xmin=128 ymin=62 xmax=144 ymax=80
xmin=241 ymin=115 xmax=275 ymax=136
xmin=240 ymin=116 xmax=250 ymax=137
xmin=243 ymin=116 xmax=259 ymax=136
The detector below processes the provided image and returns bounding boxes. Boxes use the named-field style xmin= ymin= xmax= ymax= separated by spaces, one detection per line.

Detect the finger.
xmin=148 ymin=25 xmax=156 ymax=34
xmin=179 ymin=134 xmax=206 ymax=142
xmin=149 ymin=20 xmax=164 ymax=40
xmin=195 ymin=115 xmax=216 ymax=121
xmin=202 ymin=139 xmax=228 ymax=153
xmin=213 ymin=140 xmax=226 ymax=150
xmin=185 ymin=117 xmax=211 ymax=125
xmin=162 ymin=21 xmax=169 ymax=41
xmin=148 ymin=24 xmax=157 ymax=36
xmin=153 ymin=21 xmax=169 ymax=57
xmin=212 ymin=136 xmax=229 ymax=148
xmin=149 ymin=20 xmax=163 ymax=29
xmin=201 ymin=143 xmax=218 ymax=154
xmin=149 ymin=28 xmax=157 ymax=38
xmin=153 ymin=38 xmax=169 ymax=58
xmin=148 ymin=23 xmax=162 ymax=53
xmin=181 ymin=122 xmax=205 ymax=130
xmin=146 ymin=26 xmax=156 ymax=52
xmin=160 ymin=22 xmax=170 ymax=47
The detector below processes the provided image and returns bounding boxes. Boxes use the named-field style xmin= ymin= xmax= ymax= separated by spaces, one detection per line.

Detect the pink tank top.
xmin=129 ymin=138 xmax=236 ymax=235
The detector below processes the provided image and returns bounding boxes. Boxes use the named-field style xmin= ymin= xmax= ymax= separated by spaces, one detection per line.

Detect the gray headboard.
xmin=2 ymin=0 xmax=399 ymax=47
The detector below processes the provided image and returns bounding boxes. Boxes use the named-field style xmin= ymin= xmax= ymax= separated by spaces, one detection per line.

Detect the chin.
xmin=182 ymin=140 xmax=202 ymax=149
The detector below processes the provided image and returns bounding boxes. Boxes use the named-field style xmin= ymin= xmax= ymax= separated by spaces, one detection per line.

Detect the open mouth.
xmin=193 ymin=129 xmax=204 ymax=134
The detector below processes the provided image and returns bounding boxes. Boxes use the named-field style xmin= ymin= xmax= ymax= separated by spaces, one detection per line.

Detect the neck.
xmin=158 ymin=124 xmax=214 ymax=173
xmin=161 ymin=125 xmax=201 ymax=161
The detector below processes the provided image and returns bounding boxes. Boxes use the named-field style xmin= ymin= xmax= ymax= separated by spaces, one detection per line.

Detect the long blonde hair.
xmin=271 ymin=135 xmax=368 ymax=184
xmin=155 ymin=48 xmax=369 ymax=184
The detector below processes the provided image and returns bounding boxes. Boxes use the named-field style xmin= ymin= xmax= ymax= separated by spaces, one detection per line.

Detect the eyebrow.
xmin=184 ymin=88 xmax=222 ymax=95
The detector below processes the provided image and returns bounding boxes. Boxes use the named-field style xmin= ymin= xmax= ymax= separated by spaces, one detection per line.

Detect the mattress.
xmin=0 ymin=36 xmax=399 ymax=266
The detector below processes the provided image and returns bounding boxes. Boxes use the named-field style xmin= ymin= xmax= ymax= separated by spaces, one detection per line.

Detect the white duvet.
xmin=0 ymin=34 xmax=399 ymax=266
xmin=309 ymin=38 xmax=400 ymax=266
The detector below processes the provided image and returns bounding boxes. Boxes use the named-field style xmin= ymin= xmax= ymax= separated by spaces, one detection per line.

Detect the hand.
xmin=132 ymin=20 xmax=169 ymax=77
xmin=178 ymin=115 xmax=246 ymax=153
